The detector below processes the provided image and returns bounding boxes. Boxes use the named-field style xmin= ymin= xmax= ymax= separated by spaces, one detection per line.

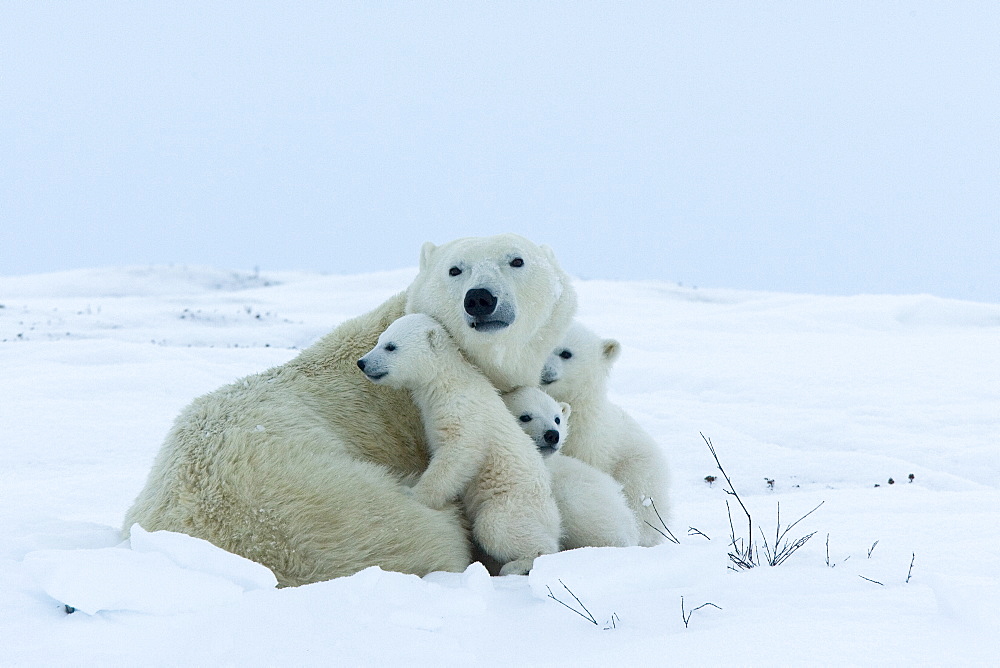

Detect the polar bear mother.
xmin=123 ymin=234 xmax=577 ymax=586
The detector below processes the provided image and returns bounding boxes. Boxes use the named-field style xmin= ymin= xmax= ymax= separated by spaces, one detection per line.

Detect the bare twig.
xmin=758 ymin=500 xmax=824 ymax=567
xmin=643 ymin=498 xmax=680 ymax=544
xmin=867 ymin=540 xmax=879 ymax=558
xmin=704 ymin=433 xmax=821 ymax=570
xmin=546 ymin=580 xmax=597 ymax=625
xmin=687 ymin=526 xmax=711 ymax=540
xmin=824 ymin=535 xmax=849 ymax=567
xmin=703 ymin=432 xmax=753 ymax=542
xmin=704 ymin=433 xmax=758 ymax=569
xmin=604 ymin=613 xmax=621 ymax=630
xmin=859 ymin=575 xmax=885 ymax=586
xmin=759 ymin=526 xmax=818 ymax=567
xmin=681 ymin=596 xmax=723 ymax=628
xmin=775 ymin=500 xmax=824 ymax=544
xmin=906 ymin=553 xmax=915 ymax=583
xmin=725 ymin=499 xmax=757 ymax=570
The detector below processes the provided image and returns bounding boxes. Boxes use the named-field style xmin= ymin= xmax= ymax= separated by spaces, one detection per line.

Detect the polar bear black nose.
xmin=356 ymin=359 xmax=366 ymax=371
xmin=543 ymin=429 xmax=560 ymax=446
xmin=464 ymin=288 xmax=497 ymax=317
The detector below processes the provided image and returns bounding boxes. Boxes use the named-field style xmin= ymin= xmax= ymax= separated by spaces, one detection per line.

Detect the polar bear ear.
xmin=540 ymin=243 xmax=569 ymax=271
xmin=558 ymin=402 xmax=572 ymax=421
xmin=539 ymin=244 xmax=560 ymax=267
xmin=602 ymin=339 xmax=622 ymax=365
xmin=425 ymin=325 xmax=446 ymax=352
xmin=418 ymin=242 xmax=437 ymax=271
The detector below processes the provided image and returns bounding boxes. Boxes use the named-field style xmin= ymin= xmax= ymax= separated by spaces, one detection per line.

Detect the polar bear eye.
xmin=559 ymin=349 xmax=572 ymax=360
xmin=510 ymin=258 xmax=524 ymax=268
xmin=448 ymin=266 xmax=462 ymax=277
xmin=554 ymin=416 xmax=560 ymax=425
xmin=384 ymin=343 xmax=396 ymax=352
xmin=519 ymin=414 xmax=532 ymax=423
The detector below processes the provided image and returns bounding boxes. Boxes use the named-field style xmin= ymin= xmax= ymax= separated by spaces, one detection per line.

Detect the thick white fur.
xmin=503 ymin=387 xmax=640 ymax=550
xmin=124 ymin=234 xmax=576 ymax=586
xmin=359 ymin=314 xmax=561 ymax=575
xmin=406 ymin=233 xmax=577 ymax=393
xmin=541 ymin=322 xmax=670 ymax=547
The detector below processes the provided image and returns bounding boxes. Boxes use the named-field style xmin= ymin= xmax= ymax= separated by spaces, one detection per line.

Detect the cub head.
xmin=502 ymin=386 xmax=571 ymax=458
xmin=540 ymin=322 xmax=621 ymax=403
xmin=356 ymin=313 xmax=454 ymax=389
xmin=405 ymin=233 xmax=577 ymax=392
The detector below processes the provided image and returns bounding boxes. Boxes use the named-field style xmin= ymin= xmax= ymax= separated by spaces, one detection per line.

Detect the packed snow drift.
xmin=2 ymin=266 xmax=997 ymax=665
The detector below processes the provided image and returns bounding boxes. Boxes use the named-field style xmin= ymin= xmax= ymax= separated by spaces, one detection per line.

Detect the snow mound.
xmin=128 ymin=524 xmax=278 ymax=591
xmin=22 ymin=525 xmax=277 ymax=615
xmin=0 ymin=266 xmax=283 ymax=299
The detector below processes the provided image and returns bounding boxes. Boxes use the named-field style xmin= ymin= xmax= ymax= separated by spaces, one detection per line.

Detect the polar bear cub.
xmin=358 ymin=313 xmax=561 ymax=575
xmin=541 ymin=322 xmax=671 ymax=547
xmin=502 ymin=387 xmax=640 ymax=550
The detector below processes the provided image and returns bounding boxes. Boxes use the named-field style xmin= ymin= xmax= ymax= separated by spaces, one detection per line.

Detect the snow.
xmin=1 ymin=266 xmax=998 ymax=665
xmin=21 ymin=525 xmax=276 ymax=617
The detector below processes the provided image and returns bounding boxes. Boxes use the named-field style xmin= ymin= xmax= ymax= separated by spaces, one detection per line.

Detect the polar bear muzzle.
xmin=464 ymin=288 xmax=497 ymax=317
xmin=464 ymin=287 xmax=515 ymax=332
xmin=355 ymin=356 xmax=387 ymax=382
xmin=538 ymin=428 xmax=561 ymax=456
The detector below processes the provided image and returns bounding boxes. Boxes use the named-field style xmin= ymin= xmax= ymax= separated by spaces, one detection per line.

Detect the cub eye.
xmin=554 ymin=416 xmax=561 ymax=425
xmin=519 ymin=414 xmax=532 ymax=423
xmin=448 ymin=266 xmax=462 ymax=277
xmin=384 ymin=343 xmax=396 ymax=352
xmin=510 ymin=257 xmax=524 ymax=268
xmin=559 ymin=349 xmax=572 ymax=360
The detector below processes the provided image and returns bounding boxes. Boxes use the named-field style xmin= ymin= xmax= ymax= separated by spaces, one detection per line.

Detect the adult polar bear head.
xmin=406 ymin=233 xmax=577 ymax=392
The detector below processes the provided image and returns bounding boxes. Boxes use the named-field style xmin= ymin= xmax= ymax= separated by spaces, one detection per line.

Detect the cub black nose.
xmin=464 ymin=288 xmax=497 ymax=317
xmin=543 ymin=429 xmax=560 ymax=446
xmin=356 ymin=359 xmax=366 ymax=371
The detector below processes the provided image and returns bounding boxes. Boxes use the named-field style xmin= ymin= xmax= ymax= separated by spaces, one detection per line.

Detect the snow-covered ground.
xmin=2 ymin=266 xmax=997 ymax=665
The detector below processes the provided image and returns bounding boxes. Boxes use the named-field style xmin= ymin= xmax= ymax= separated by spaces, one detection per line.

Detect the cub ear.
xmin=425 ymin=325 xmax=446 ymax=351
xmin=602 ymin=339 xmax=622 ymax=365
xmin=418 ymin=242 xmax=437 ymax=271
xmin=558 ymin=402 xmax=572 ymax=420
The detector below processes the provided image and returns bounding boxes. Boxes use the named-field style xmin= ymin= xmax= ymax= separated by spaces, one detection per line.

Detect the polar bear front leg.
xmin=471 ymin=495 xmax=561 ymax=576
xmin=612 ymin=444 xmax=671 ymax=547
xmin=498 ymin=556 xmax=539 ymax=576
xmin=410 ymin=439 xmax=489 ymax=510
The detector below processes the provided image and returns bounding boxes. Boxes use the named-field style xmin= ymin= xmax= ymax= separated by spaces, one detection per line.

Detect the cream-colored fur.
xmin=124 ymin=234 xmax=576 ymax=585
xmin=406 ymin=234 xmax=577 ymax=393
xmin=503 ymin=387 xmax=640 ymax=550
xmin=541 ymin=323 xmax=671 ymax=547
xmin=359 ymin=314 xmax=561 ymax=576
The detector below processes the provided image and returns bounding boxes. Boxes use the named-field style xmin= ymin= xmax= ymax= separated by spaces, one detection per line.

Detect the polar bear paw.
xmin=499 ymin=556 xmax=537 ymax=576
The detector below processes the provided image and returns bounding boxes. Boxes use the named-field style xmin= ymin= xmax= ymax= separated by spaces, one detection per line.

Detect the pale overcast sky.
xmin=3 ymin=2 xmax=997 ymax=302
